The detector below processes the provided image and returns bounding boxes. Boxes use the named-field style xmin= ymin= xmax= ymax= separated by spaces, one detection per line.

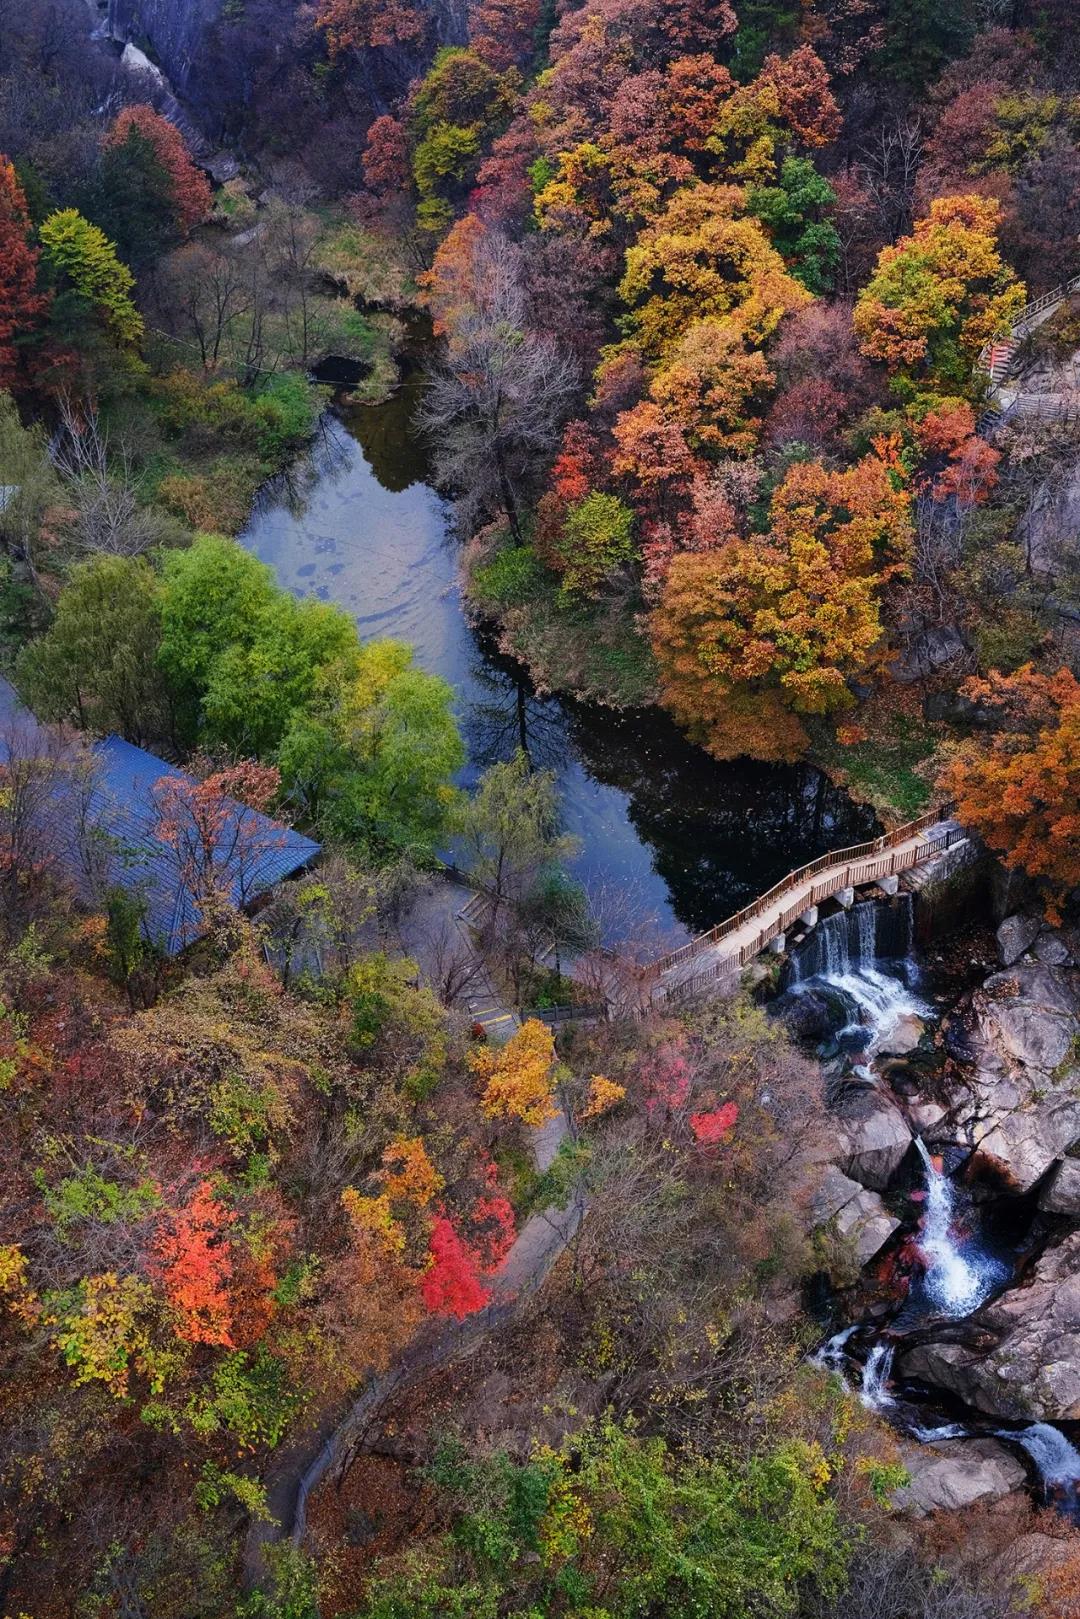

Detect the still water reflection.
xmin=241 ymin=382 xmax=876 ymax=943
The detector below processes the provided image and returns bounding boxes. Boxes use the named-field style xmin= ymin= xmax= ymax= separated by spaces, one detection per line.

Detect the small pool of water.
xmin=240 ymin=336 xmax=877 ymax=942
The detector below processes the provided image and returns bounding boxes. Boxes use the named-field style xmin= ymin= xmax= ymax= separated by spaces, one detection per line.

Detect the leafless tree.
xmin=0 ymin=714 xmax=90 ymax=929
xmin=417 ymin=233 xmax=579 ymax=541
xmin=418 ymin=915 xmax=486 ymax=1007
xmin=857 ymin=115 xmax=923 ymax=243
xmin=52 ymin=397 xmax=176 ymax=557
xmin=807 ymin=1543 xmax=1029 ymax=1619
xmin=150 ymin=241 xmax=252 ymax=369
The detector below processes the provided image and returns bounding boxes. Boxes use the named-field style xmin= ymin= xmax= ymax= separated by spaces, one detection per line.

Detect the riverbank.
xmin=462 ymin=525 xmax=949 ymax=826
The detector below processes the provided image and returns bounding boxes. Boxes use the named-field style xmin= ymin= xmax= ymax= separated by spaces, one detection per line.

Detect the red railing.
xmin=647 ymin=804 xmax=957 ymax=986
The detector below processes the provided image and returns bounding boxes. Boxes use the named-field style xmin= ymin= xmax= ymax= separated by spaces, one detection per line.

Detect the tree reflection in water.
xmin=241 ymin=353 xmax=878 ymax=947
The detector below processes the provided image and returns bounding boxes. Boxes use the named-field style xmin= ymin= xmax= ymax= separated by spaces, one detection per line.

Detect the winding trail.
xmin=243 ymin=968 xmax=578 ymax=1587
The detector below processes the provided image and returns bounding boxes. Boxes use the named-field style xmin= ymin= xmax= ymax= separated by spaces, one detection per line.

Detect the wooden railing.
xmin=656 ymin=822 xmax=966 ymax=1005
xmin=647 ymin=804 xmax=957 ymax=983
xmin=978 ymin=273 xmax=1080 ymax=381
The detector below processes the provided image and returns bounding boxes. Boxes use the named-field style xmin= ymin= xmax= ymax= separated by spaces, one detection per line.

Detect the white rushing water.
xmin=788 ymin=900 xmax=929 ymax=1055
xmin=1004 ymin=1423 xmax=1080 ymax=1487
xmin=810 ymin=1324 xmax=858 ymax=1387
xmin=860 ymin=1344 xmax=896 ymax=1410
xmin=914 ymin=1138 xmax=1007 ymax=1316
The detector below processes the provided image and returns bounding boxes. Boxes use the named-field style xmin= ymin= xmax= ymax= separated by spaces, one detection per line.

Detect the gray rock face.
xmin=889 ymin=624 xmax=967 ymax=685
xmin=811 ymin=1168 xmax=901 ymax=1267
xmin=1040 ymin=1157 xmax=1080 ymax=1214
xmin=996 ymin=914 xmax=1041 ymax=967
xmin=877 ymin=1014 xmax=925 ymax=1057
xmin=902 ymin=1233 xmax=1080 ymax=1422
xmin=836 ymin=1093 xmax=913 ymax=1190
xmin=893 ymin=1438 xmax=1026 ymax=1517
xmin=939 ymin=965 xmax=1080 ymax=1191
xmin=1033 ymin=930 xmax=1075 ymax=967
xmin=108 ymin=0 xmax=224 ymax=96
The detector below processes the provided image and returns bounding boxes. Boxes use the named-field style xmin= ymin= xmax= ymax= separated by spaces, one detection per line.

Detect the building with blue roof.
xmin=0 ymin=678 xmax=321 ymax=955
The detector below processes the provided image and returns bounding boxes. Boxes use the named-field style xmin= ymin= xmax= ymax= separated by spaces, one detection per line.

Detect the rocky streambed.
xmin=782 ymin=893 xmax=1080 ymax=1521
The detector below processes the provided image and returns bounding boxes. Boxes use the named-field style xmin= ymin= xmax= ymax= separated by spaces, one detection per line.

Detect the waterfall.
xmin=810 ymin=1324 xmax=858 ymax=1386
xmin=787 ymin=897 xmax=927 ymax=1053
xmin=914 ymin=1138 xmax=1007 ymax=1315
xmin=860 ymin=1344 xmax=895 ymax=1410
xmin=1004 ymin=1424 xmax=1080 ymax=1491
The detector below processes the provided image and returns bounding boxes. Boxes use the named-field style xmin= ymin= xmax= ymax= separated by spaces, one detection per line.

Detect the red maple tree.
xmin=0 ymin=157 xmax=46 ymax=392
xmin=153 ymin=1179 xmax=235 ymax=1347
xmin=421 ymin=1214 xmax=491 ymax=1318
xmin=105 ymin=106 xmax=211 ymax=235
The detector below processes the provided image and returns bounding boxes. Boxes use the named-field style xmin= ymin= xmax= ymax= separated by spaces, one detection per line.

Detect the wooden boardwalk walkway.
xmin=649 ymin=808 xmax=965 ymax=1006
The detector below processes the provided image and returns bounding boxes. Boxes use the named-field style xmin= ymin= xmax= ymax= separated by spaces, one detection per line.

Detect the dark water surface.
xmin=240 ymin=356 xmax=877 ymax=942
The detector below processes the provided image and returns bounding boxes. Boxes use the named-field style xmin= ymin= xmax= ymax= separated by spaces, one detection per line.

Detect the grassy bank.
xmin=465 ymin=534 xmax=659 ymax=708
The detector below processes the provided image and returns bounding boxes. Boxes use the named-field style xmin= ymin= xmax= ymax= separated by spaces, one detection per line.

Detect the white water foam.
xmin=860 ymin=1344 xmax=895 ymax=1410
xmin=789 ymin=900 xmax=929 ymax=1055
xmin=909 ymin=1421 xmax=969 ymax=1442
xmin=1004 ymin=1423 xmax=1080 ymax=1488
xmin=810 ymin=1324 xmax=858 ymax=1387
xmin=914 ymin=1138 xmax=1007 ymax=1316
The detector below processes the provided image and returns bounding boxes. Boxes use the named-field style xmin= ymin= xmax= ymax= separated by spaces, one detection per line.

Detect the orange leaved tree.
xmin=470 ymin=1017 xmax=558 ymax=1127
xmin=941 ymin=665 xmax=1080 ymax=912
xmin=618 ymin=183 xmax=811 ymax=359
xmin=651 ymin=456 xmax=911 ymax=761
xmin=105 ymin=106 xmax=211 ymax=235
xmin=853 ymin=194 xmax=1025 ymax=389
xmin=0 ymin=157 xmax=46 ymax=391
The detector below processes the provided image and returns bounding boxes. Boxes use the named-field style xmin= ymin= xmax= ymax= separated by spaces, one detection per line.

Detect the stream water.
xmin=240 ymin=336 xmax=877 ymax=941
xmin=793 ymin=912 xmax=1080 ymax=1516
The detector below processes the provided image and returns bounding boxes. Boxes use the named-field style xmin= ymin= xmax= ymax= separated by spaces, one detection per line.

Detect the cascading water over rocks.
xmin=787 ymin=896 xmax=927 ymax=1053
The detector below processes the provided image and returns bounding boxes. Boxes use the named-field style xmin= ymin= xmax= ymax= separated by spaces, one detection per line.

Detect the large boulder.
xmin=996 ymin=914 xmax=1040 ymax=967
xmin=811 ymin=1167 xmax=900 ymax=1268
xmin=901 ymin=1233 xmax=1080 ymax=1422
xmin=835 ymin=1093 xmax=913 ymax=1190
xmin=889 ymin=624 xmax=967 ymax=684
xmin=893 ymin=1438 xmax=1026 ymax=1517
xmin=937 ymin=965 xmax=1080 ymax=1191
xmin=1040 ymin=1157 xmax=1080 ymax=1214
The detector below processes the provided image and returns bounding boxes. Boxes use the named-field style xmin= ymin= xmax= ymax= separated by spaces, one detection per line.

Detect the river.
xmin=240 ymin=344 xmax=878 ymax=944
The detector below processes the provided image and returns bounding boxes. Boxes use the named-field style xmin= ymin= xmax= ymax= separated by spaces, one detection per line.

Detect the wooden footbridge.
xmin=645 ymin=805 xmax=965 ymax=1007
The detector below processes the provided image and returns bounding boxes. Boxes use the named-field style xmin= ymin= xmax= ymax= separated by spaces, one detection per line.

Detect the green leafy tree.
xmin=280 ymin=640 xmax=464 ymax=858
xmin=874 ymin=0 xmax=975 ymax=90
xmin=552 ymin=491 xmax=636 ymax=598
xmin=157 ymin=534 xmax=355 ymax=753
xmin=85 ymin=128 xmax=178 ymax=269
xmin=38 ymin=209 xmax=143 ymax=346
xmin=747 ymin=157 xmax=840 ymax=295
xmin=16 ymin=554 xmax=171 ymax=743
xmin=454 ymin=751 xmax=578 ymax=913
xmin=352 ymin=1420 xmax=851 ymax=1618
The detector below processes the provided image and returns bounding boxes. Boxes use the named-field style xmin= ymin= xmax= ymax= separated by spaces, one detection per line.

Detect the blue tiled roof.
xmin=0 ymin=680 xmax=321 ymax=955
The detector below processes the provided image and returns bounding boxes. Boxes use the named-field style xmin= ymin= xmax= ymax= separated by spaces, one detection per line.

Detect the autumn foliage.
xmin=652 ymin=456 xmax=911 ymax=760
xmin=0 ymin=159 xmax=46 ymax=390
xmin=421 ymin=1214 xmax=491 ymax=1317
xmin=854 ymin=193 xmax=1025 ymax=386
xmin=470 ymin=1017 xmax=558 ymax=1126
xmin=153 ymin=1179 xmax=235 ymax=1347
xmin=941 ymin=665 xmax=1080 ymax=911
xmin=105 ymin=105 xmax=212 ymax=235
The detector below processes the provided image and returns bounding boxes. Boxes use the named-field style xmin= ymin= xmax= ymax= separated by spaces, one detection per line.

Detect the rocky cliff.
xmin=106 ymin=0 xmax=223 ymax=96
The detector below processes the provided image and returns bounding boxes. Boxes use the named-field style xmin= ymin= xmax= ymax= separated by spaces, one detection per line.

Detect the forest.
xmin=1 ymin=0 xmax=1080 ymax=1613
